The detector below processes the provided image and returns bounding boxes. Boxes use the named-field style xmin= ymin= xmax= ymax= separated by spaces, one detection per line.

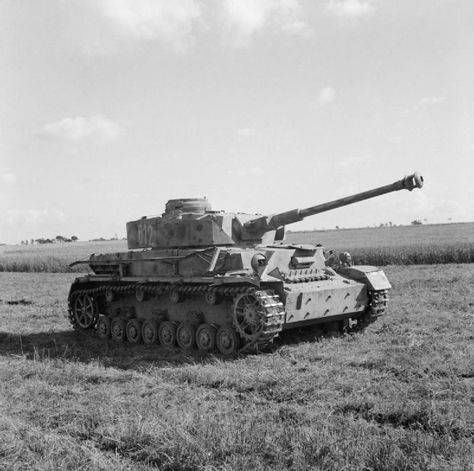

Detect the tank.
xmin=68 ymin=172 xmax=424 ymax=354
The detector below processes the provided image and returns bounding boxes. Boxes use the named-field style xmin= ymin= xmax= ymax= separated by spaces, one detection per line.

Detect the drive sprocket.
xmin=232 ymin=290 xmax=285 ymax=347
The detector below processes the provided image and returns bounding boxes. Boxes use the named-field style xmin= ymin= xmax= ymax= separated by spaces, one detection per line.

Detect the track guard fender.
xmin=337 ymin=266 xmax=392 ymax=291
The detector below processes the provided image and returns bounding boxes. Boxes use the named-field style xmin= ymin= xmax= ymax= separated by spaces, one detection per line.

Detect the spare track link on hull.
xmin=67 ymin=282 xmax=285 ymax=353
xmin=356 ymin=289 xmax=389 ymax=330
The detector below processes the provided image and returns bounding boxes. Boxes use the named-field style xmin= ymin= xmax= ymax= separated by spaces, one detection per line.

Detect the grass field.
xmin=0 ymin=222 xmax=473 ymax=273
xmin=0 ymin=265 xmax=473 ymax=470
xmin=0 ymin=240 xmax=126 ymax=273
xmin=287 ymin=222 xmax=474 ymax=265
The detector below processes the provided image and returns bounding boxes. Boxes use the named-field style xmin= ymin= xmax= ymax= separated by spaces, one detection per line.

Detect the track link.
xmin=356 ymin=289 xmax=389 ymax=330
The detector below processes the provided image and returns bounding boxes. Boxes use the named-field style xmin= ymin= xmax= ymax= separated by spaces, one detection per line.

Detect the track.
xmin=356 ymin=289 xmax=389 ymax=330
xmin=68 ymin=281 xmax=285 ymax=354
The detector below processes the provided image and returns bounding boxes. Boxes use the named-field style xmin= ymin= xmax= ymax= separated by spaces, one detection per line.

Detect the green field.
xmin=288 ymin=222 xmax=474 ymax=265
xmin=288 ymin=221 xmax=474 ymax=247
xmin=0 ymin=222 xmax=473 ymax=272
xmin=0 ymin=240 xmax=127 ymax=273
xmin=0 ymin=265 xmax=473 ymax=470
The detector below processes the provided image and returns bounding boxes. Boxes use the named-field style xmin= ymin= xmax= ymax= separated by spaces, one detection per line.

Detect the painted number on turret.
xmin=137 ymin=220 xmax=153 ymax=247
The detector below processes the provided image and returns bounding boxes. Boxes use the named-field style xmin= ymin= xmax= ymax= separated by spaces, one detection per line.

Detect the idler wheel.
xmin=176 ymin=323 xmax=196 ymax=350
xmin=126 ymin=319 xmax=142 ymax=343
xmin=159 ymin=321 xmax=177 ymax=346
xmin=97 ymin=315 xmax=111 ymax=339
xmin=216 ymin=326 xmax=240 ymax=355
xmin=142 ymin=320 xmax=158 ymax=344
xmin=111 ymin=318 xmax=126 ymax=342
xmin=195 ymin=323 xmax=216 ymax=352
xmin=72 ymin=293 xmax=98 ymax=329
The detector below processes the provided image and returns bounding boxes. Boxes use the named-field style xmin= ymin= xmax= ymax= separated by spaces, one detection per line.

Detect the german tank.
xmin=68 ymin=172 xmax=424 ymax=354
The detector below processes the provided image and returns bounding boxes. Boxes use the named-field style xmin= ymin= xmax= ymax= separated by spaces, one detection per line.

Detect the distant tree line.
xmin=20 ymin=235 xmax=79 ymax=245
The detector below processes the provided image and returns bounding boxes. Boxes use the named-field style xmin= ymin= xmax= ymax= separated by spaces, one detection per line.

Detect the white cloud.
xmin=418 ymin=96 xmax=446 ymax=106
xmin=318 ymin=86 xmax=336 ymax=105
xmin=96 ymin=0 xmax=202 ymax=52
xmin=250 ymin=166 xmax=264 ymax=175
xmin=221 ymin=0 xmax=311 ymax=46
xmin=222 ymin=0 xmax=272 ymax=37
xmin=280 ymin=20 xmax=314 ymax=39
xmin=325 ymin=0 xmax=374 ymax=19
xmin=71 ymin=0 xmax=313 ymax=53
xmin=39 ymin=115 xmax=120 ymax=142
xmin=1 ymin=173 xmax=16 ymax=185
xmin=238 ymin=127 xmax=256 ymax=137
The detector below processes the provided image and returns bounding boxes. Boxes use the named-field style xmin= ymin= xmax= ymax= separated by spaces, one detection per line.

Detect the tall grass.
xmin=288 ymin=222 xmax=474 ymax=265
xmin=0 ymin=265 xmax=473 ymax=470
xmin=0 ymin=240 xmax=126 ymax=273
xmin=0 ymin=256 xmax=85 ymax=273
xmin=348 ymin=242 xmax=474 ymax=265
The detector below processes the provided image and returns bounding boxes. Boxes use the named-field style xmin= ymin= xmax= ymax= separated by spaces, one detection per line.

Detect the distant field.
xmin=0 ymin=240 xmax=126 ymax=273
xmin=287 ymin=222 xmax=474 ymax=265
xmin=0 ymin=222 xmax=473 ymax=272
xmin=0 ymin=265 xmax=472 ymax=470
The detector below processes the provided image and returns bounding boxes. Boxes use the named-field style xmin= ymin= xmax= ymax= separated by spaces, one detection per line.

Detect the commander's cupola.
xmin=163 ymin=198 xmax=212 ymax=218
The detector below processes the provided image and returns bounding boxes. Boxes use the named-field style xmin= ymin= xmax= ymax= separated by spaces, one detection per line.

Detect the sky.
xmin=1 ymin=0 xmax=473 ymax=244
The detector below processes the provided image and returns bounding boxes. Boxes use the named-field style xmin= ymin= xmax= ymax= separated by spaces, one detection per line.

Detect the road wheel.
xmin=111 ymin=318 xmax=126 ymax=342
xmin=159 ymin=321 xmax=176 ymax=346
xmin=176 ymin=323 xmax=196 ymax=350
xmin=142 ymin=320 xmax=158 ymax=344
xmin=195 ymin=323 xmax=216 ymax=352
xmin=126 ymin=319 xmax=142 ymax=343
xmin=97 ymin=315 xmax=111 ymax=339
xmin=216 ymin=326 xmax=240 ymax=355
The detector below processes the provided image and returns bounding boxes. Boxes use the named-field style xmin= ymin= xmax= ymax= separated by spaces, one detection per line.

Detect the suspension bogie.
xmin=68 ymin=280 xmax=284 ymax=355
xmin=104 ymin=290 xmax=234 ymax=327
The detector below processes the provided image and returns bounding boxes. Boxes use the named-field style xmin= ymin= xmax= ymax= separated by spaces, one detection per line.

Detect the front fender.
xmin=337 ymin=265 xmax=391 ymax=291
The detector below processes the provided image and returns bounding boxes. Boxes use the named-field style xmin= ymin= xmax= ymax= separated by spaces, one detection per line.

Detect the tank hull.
xmin=67 ymin=245 xmax=390 ymax=354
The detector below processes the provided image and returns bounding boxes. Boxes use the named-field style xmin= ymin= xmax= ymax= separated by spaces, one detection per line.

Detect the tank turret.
xmin=126 ymin=172 xmax=424 ymax=249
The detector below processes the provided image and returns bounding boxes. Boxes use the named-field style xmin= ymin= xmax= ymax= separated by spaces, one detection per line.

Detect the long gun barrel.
xmin=244 ymin=172 xmax=424 ymax=234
